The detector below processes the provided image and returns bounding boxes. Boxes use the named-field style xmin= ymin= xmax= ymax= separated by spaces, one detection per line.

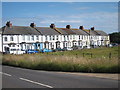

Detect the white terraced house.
xmin=0 ymin=21 xmax=110 ymax=54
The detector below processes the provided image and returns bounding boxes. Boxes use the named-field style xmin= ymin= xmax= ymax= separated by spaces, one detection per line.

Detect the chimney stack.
xmin=50 ymin=24 xmax=55 ymax=28
xmin=91 ymin=27 xmax=95 ymax=30
xmin=6 ymin=21 xmax=12 ymax=27
xmin=30 ymin=23 xmax=36 ymax=28
xmin=66 ymin=25 xmax=71 ymax=29
xmin=79 ymin=26 xmax=84 ymax=30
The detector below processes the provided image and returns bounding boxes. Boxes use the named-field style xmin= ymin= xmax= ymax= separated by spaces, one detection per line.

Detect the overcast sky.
xmin=1 ymin=2 xmax=118 ymax=34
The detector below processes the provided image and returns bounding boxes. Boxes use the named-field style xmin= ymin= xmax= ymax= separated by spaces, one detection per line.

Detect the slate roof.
xmin=95 ymin=30 xmax=108 ymax=36
xmin=35 ymin=27 xmax=60 ymax=35
xmin=71 ymin=29 xmax=88 ymax=35
xmin=59 ymin=28 xmax=76 ymax=34
xmin=1 ymin=26 xmax=41 ymax=35
xmin=0 ymin=26 xmax=108 ymax=36
xmin=56 ymin=28 xmax=68 ymax=34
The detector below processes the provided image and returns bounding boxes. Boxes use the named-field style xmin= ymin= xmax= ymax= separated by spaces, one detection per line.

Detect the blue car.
xmin=26 ymin=49 xmax=39 ymax=54
xmin=40 ymin=48 xmax=53 ymax=53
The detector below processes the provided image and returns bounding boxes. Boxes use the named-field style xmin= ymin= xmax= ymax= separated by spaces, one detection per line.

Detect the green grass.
xmin=2 ymin=46 xmax=120 ymax=73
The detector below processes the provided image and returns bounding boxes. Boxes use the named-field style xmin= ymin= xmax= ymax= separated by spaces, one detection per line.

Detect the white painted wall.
xmin=1 ymin=33 xmax=110 ymax=53
xmin=0 ymin=34 xmax=2 ymax=52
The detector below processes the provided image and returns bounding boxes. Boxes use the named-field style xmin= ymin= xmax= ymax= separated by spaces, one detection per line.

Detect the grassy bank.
xmin=2 ymin=46 xmax=120 ymax=73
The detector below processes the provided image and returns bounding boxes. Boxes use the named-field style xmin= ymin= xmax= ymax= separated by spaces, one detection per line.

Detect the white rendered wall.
xmin=0 ymin=34 xmax=2 ymax=52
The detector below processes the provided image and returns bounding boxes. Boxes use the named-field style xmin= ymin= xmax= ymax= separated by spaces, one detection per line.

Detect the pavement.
xmin=1 ymin=65 xmax=119 ymax=88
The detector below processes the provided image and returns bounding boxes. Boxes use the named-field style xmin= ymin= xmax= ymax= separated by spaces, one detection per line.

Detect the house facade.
xmin=0 ymin=21 xmax=110 ymax=54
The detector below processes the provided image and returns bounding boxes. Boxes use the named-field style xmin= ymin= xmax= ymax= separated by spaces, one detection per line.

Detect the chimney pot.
xmin=30 ymin=23 xmax=35 ymax=28
xmin=50 ymin=24 xmax=55 ymax=28
xmin=79 ymin=26 xmax=84 ymax=30
xmin=91 ymin=27 xmax=95 ymax=30
xmin=66 ymin=25 xmax=71 ymax=29
xmin=6 ymin=21 xmax=12 ymax=27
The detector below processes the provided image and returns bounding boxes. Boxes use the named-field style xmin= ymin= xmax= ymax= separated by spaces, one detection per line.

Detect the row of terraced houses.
xmin=0 ymin=21 xmax=110 ymax=54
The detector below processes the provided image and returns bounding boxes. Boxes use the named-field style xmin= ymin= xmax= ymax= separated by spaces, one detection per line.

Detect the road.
xmin=1 ymin=65 xmax=118 ymax=88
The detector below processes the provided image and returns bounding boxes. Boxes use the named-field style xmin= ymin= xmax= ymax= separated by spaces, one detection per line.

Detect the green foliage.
xmin=109 ymin=32 xmax=120 ymax=44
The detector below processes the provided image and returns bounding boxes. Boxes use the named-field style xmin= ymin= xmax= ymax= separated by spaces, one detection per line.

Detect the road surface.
xmin=1 ymin=65 xmax=118 ymax=88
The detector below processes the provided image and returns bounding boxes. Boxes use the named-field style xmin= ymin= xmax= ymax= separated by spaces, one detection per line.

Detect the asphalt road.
xmin=1 ymin=65 xmax=118 ymax=88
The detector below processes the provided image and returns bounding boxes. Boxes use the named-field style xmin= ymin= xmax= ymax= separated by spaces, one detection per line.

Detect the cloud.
xmin=2 ymin=11 xmax=118 ymax=33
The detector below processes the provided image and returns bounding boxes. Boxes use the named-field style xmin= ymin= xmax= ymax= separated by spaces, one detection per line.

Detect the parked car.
xmin=65 ymin=47 xmax=73 ymax=51
xmin=86 ymin=46 xmax=91 ymax=49
xmin=40 ymin=48 xmax=53 ymax=53
xmin=108 ymin=44 xmax=113 ymax=47
xmin=72 ymin=46 xmax=82 ymax=50
xmin=26 ymin=49 xmax=39 ymax=54
xmin=112 ymin=43 xmax=118 ymax=46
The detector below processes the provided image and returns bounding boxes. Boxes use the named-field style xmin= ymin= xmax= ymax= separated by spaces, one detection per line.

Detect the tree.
xmin=109 ymin=32 xmax=120 ymax=44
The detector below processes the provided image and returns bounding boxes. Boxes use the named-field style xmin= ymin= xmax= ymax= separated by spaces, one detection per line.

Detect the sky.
xmin=1 ymin=2 xmax=118 ymax=34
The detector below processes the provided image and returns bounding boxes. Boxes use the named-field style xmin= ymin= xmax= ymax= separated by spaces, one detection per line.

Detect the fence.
xmin=81 ymin=52 xmax=112 ymax=59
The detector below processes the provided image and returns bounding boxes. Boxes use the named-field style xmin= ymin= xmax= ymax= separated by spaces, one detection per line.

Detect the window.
xmin=79 ymin=35 xmax=81 ymax=40
xmin=4 ymin=37 xmax=7 ymax=41
xmin=67 ymin=35 xmax=69 ymax=40
xmin=86 ymin=36 xmax=88 ymax=39
xmin=64 ymin=36 xmax=66 ymax=41
xmin=81 ymin=35 xmax=83 ymax=39
xmin=50 ymin=35 xmax=52 ymax=40
xmin=22 ymin=36 xmax=25 ymax=41
xmin=56 ymin=35 xmax=59 ymax=40
xmin=36 ymin=36 xmax=39 ymax=40
xmin=31 ymin=36 xmax=34 ymax=41
xmin=61 ymin=35 xmax=62 ymax=40
xmin=73 ymin=35 xmax=75 ymax=40
xmin=52 ymin=36 xmax=55 ymax=40
xmin=70 ymin=35 xmax=72 ymax=39
xmin=10 ymin=36 xmax=14 ymax=41
xmin=90 ymin=36 xmax=91 ymax=39
xmin=27 ymin=36 xmax=30 ymax=41
xmin=12 ymin=44 xmax=15 ymax=47
xmin=41 ymin=36 xmax=43 ymax=41
xmin=84 ymin=36 xmax=86 ymax=40
xmin=45 ymin=35 xmax=47 ymax=41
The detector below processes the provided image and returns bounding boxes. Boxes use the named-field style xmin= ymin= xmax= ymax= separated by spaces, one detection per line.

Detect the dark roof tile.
xmin=2 ymin=26 xmax=40 ymax=35
xmin=59 ymin=28 xmax=76 ymax=34
xmin=35 ymin=27 xmax=60 ymax=35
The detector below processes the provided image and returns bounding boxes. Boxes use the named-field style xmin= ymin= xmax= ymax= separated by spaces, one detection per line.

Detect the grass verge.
xmin=2 ymin=46 xmax=120 ymax=73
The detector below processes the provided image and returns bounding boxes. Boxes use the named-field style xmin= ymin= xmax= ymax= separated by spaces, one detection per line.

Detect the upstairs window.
xmin=4 ymin=37 xmax=7 ymax=41
xmin=10 ymin=36 xmax=14 ymax=41
xmin=67 ymin=35 xmax=69 ymax=40
xmin=73 ymin=35 xmax=75 ymax=40
xmin=31 ymin=36 xmax=34 ymax=41
xmin=56 ymin=35 xmax=59 ymax=40
xmin=79 ymin=35 xmax=81 ymax=40
xmin=52 ymin=36 xmax=55 ymax=40
xmin=22 ymin=35 xmax=25 ymax=41
xmin=27 ymin=36 xmax=30 ymax=41
xmin=70 ymin=35 xmax=72 ymax=39
xmin=45 ymin=35 xmax=47 ymax=41
xmin=41 ymin=36 xmax=43 ymax=41
xmin=36 ymin=36 xmax=39 ymax=40
xmin=81 ymin=35 xmax=83 ymax=39
xmin=50 ymin=35 xmax=52 ymax=40
xmin=64 ymin=36 xmax=66 ymax=41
